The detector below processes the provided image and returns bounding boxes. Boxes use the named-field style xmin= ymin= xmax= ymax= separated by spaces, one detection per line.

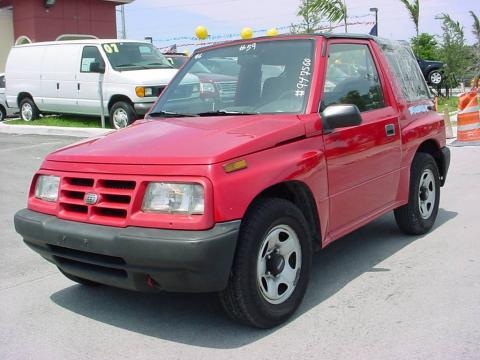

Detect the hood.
xmin=46 ymin=115 xmax=305 ymax=165
xmin=114 ymin=68 xmax=178 ymax=85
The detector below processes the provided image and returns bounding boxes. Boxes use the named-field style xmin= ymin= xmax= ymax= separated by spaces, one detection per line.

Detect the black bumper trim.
xmin=14 ymin=209 xmax=240 ymax=292
xmin=440 ymin=146 xmax=451 ymax=186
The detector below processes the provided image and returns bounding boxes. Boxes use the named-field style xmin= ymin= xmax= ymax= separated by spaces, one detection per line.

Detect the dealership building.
xmin=0 ymin=0 xmax=133 ymax=72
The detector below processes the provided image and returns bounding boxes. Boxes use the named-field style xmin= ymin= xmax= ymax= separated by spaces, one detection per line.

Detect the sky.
xmin=119 ymin=0 xmax=479 ymax=52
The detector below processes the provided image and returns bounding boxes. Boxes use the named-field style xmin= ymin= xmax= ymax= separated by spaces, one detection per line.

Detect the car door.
xmin=41 ymin=45 xmax=79 ymax=113
xmin=76 ymin=45 xmax=105 ymax=115
xmin=322 ymin=40 xmax=401 ymax=237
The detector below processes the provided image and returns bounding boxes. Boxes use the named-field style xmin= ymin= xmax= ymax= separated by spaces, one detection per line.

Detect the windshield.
xmin=102 ymin=42 xmax=173 ymax=71
xmin=150 ymin=39 xmax=315 ymax=116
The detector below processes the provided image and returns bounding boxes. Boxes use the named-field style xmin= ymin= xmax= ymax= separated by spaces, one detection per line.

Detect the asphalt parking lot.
xmin=0 ymin=133 xmax=479 ymax=359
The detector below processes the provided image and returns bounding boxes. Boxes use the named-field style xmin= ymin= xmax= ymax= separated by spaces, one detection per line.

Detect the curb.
xmin=0 ymin=122 xmax=113 ymax=138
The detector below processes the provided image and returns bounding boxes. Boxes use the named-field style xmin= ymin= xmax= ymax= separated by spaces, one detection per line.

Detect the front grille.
xmin=59 ymin=176 xmax=136 ymax=226
xmin=217 ymin=81 xmax=237 ymax=98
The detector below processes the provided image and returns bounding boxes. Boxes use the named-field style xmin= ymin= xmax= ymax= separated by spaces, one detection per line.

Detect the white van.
xmin=5 ymin=39 xmax=177 ymax=128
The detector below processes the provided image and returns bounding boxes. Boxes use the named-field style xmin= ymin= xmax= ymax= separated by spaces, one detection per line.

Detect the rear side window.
xmin=81 ymin=46 xmax=104 ymax=73
xmin=378 ymin=39 xmax=430 ymax=102
xmin=323 ymin=43 xmax=385 ymax=112
xmin=0 ymin=75 xmax=5 ymax=88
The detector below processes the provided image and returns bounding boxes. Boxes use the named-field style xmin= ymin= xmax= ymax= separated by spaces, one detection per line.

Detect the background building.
xmin=0 ymin=0 xmax=133 ymax=72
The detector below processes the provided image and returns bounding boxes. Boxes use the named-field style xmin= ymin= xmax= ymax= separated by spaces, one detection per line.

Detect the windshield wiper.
xmin=196 ymin=110 xmax=258 ymax=117
xmin=116 ymin=63 xmax=149 ymax=69
xmin=147 ymin=62 xmax=173 ymax=68
xmin=147 ymin=111 xmax=198 ymax=118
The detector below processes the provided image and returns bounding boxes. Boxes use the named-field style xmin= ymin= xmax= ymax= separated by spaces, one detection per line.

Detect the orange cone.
xmin=452 ymin=90 xmax=480 ymax=146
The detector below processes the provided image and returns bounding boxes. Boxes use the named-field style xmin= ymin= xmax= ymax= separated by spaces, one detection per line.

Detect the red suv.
xmin=14 ymin=34 xmax=450 ymax=328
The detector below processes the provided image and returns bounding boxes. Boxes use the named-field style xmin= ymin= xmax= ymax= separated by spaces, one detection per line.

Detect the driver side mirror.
xmin=90 ymin=62 xmax=105 ymax=74
xmin=321 ymin=104 xmax=362 ymax=131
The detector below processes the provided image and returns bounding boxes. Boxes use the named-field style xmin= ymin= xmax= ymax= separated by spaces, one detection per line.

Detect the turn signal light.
xmin=223 ymin=160 xmax=248 ymax=173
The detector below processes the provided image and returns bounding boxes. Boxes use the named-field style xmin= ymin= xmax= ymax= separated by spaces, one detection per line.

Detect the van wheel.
xmin=219 ymin=198 xmax=312 ymax=328
xmin=428 ymin=70 xmax=443 ymax=85
xmin=20 ymin=98 xmax=40 ymax=121
xmin=394 ymin=153 xmax=440 ymax=235
xmin=58 ymin=268 xmax=100 ymax=287
xmin=109 ymin=101 xmax=136 ymax=129
xmin=0 ymin=106 xmax=6 ymax=121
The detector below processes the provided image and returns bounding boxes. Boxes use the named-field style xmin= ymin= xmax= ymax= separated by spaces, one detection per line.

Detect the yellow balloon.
xmin=240 ymin=27 xmax=253 ymax=39
xmin=195 ymin=26 xmax=208 ymax=40
xmin=266 ymin=28 xmax=279 ymax=37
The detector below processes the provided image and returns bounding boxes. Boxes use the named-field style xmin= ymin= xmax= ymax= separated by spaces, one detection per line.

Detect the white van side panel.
xmin=40 ymin=44 xmax=81 ymax=113
xmin=5 ymin=46 xmax=45 ymax=108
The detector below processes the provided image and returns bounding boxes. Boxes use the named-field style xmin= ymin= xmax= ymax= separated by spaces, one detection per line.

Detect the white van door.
xmin=41 ymin=44 xmax=80 ymax=113
xmin=76 ymin=45 xmax=105 ymax=115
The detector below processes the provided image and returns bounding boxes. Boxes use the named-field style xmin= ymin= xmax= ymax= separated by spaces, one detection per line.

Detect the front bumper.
xmin=133 ymin=102 xmax=153 ymax=115
xmin=14 ymin=209 xmax=240 ymax=292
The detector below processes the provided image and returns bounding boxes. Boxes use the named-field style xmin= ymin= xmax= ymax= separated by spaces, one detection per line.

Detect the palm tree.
xmin=469 ymin=11 xmax=480 ymax=86
xmin=303 ymin=0 xmax=348 ymax=32
xmin=470 ymin=10 xmax=480 ymax=44
xmin=399 ymin=0 xmax=420 ymax=36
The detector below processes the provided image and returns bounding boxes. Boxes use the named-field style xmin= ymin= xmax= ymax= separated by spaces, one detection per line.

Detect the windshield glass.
xmin=102 ymin=42 xmax=173 ymax=71
xmin=150 ymin=39 xmax=315 ymax=116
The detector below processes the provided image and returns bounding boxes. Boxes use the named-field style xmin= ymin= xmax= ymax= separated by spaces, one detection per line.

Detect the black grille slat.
xmin=55 ymin=257 xmax=127 ymax=279
xmin=48 ymin=244 xmax=126 ymax=266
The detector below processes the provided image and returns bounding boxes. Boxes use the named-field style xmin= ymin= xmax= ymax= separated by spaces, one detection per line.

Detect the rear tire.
xmin=19 ymin=97 xmax=40 ymax=121
xmin=219 ymin=198 xmax=312 ymax=328
xmin=394 ymin=152 xmax=440 ymax=235
xmin=109 ymin=101 xmax=136 ymax=129
xmin=428 ymin=70 xmax=443 ymax=85
xmin=58 ymin=268 xmax=100 ymax=287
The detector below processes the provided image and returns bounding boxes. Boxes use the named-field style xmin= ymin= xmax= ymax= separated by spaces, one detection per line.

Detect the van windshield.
xmin=102 ymin=42 xmax=173 ymax=71
xmin=149 ymin=39 xmax=315 ymax=117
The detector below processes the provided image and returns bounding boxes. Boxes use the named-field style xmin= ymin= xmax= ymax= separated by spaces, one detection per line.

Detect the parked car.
xmin=14 ymin=34 xmax=450 ymax=328
xmin=0 ymin=73 xmax=18 ymax=121
xmin=417 ymin=58 xmax=445 ymax=85
xmin=5 ymin=40 xmax=177 ymax=129
xmin=163 ymin=52 xmax=189 ymax=68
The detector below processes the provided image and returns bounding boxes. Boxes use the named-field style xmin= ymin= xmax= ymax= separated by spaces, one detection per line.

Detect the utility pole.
xmin=120 ymin=5 xmax=126 ymax=39
xmin=343 ymin=0 xmax=348 ymax=33
xmin=370 ymin=7 xmax=379 ymax=36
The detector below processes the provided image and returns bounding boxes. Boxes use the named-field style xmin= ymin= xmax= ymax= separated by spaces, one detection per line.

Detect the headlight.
xmin=35 ymin=175 xmax=60 ymax=202
xmin=200 ymin=82 xmax=216 ymax=93
xmin=135 ymin=86 xmax=154 ymax=97
xmin=142 ymin=182 xmax=204 ymax=214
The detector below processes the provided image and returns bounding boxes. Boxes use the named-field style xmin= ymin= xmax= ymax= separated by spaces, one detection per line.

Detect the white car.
xmin=5 ymin=40 xmax=178 ymax=128
xmin=0 ymin=73 xmax=18 ymax=121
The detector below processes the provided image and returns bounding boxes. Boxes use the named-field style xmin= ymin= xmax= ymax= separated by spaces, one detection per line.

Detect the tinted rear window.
xmin=378 ymin=39 xmax=430 ymax=102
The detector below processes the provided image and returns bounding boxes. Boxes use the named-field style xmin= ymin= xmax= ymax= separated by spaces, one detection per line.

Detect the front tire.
xmin=109 ymin=101 xmax=136 ymax=129
xmin=219 ymin=198 xmax=312 ymax=328
xmin=394 ymin=152 xmax=440 ymax=235
xmin=19 ymin=97 xmax=40 ymax=121
xmin=0 ymin=106 xmax=6 ymax=121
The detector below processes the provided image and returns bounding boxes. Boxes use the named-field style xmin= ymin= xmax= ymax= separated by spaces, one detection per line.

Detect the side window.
xmin=323 ymin=43 xmax=385 ymax=112
xmin=80 ymin=46 xmax=104 ymax=73
xmin=0 ymin=75 xmax=5 ymax=88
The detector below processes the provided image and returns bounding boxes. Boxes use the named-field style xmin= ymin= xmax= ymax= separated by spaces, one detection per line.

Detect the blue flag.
xmin=369 ymin=24 xmax=378 ymax=36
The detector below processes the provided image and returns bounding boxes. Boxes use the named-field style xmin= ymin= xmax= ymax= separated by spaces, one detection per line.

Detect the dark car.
xmin=417 ymin=58 xmax=445 ymax=85
xmin=164 ymin=53 xmax=189 ymax=69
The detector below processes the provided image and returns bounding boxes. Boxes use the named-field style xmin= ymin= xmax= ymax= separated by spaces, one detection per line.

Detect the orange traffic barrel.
xmin=452 ymin=89 xmax=480 ymax=146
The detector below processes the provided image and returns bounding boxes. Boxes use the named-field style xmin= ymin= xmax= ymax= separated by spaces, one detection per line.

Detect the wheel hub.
xmin=419 ymin=186 xmax=429 ymax=201
xmin=266 ymin=252 xmax=285 ymax=276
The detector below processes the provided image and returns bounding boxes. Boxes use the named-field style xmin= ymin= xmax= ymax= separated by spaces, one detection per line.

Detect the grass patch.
xmin=6 ymin=115 xmax=105 ymax=128
xmin=437 ymin=96 xmax=459 ymax=113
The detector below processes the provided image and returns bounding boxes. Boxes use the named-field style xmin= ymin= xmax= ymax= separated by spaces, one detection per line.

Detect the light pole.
xmin=370 ymin=7 xmax=378 ymax=36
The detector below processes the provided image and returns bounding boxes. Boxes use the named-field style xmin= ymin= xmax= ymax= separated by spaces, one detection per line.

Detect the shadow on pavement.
xmin=50 ymin=208 xmax=457 ymax=349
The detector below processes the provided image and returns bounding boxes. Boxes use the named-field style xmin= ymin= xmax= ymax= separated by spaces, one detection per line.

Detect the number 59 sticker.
xmin=103 ymin=43 xmax=119 ymax=53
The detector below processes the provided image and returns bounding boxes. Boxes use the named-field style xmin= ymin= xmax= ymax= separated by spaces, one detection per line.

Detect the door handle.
xmin=77 ymin=83 xmax=80 ymax=91
xmin=385 ymin=124 xmax=396 ymax=137
xmin=56 ymin=82 xmax=59 ymax=90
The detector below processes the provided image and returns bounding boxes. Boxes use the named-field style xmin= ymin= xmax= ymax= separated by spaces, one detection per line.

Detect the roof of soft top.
xmin=13 ymin=39 xmax=150 ymax=47
xmin=194 ymin=33 xmax=397 ymax=53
